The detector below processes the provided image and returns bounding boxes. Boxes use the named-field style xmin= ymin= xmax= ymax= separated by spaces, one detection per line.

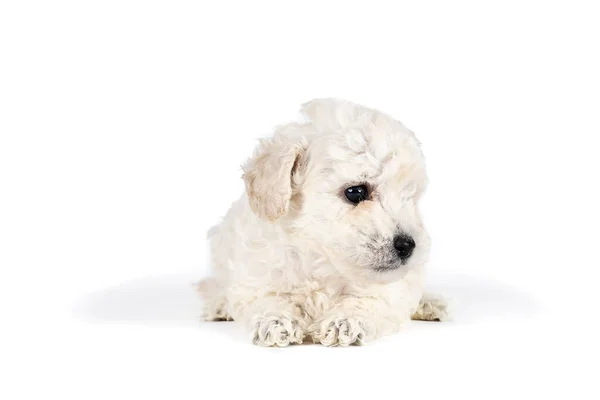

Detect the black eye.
xmin=344 ymin=185 xmax=369 ymax=204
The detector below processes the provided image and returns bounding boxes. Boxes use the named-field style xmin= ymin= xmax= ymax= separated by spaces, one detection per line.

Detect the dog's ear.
xmin=242 ymin=136 xmax=306 ymax=221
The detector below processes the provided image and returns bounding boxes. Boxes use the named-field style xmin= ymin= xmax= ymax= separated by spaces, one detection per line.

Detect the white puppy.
xmin=198 ymin=99 xmax=451 ymax=346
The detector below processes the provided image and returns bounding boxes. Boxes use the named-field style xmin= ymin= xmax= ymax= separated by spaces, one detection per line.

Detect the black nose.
xmin=393 ymin=235 xmax=415 ymax=260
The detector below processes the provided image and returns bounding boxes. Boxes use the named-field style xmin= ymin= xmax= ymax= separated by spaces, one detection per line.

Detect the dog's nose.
xmin=393 ymin=235 xmax=415 ymax=260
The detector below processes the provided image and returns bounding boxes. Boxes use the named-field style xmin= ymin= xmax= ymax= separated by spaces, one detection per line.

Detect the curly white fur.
xmin=198 ymin=99 xmax=451 ymax=346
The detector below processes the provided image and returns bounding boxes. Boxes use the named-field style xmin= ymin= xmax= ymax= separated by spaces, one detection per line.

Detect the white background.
xmin=1 ymin=1 xmax=599 ymax=399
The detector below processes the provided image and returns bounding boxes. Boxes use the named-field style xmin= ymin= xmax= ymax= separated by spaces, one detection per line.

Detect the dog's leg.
xmin=308 ymin=296 xmax=403 ymax=346
xmin=201 ymin=293 xmax=233 ymax=321
xmin=197 ymin=277 xmax=233 ymax=321
xmin=232 ymin=294 xmax=307 ymax=347
xmin=411 ymin=292 xmax=454 ymax=322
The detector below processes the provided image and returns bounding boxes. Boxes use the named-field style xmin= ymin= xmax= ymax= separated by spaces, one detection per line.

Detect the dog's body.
xmin=199 ymin=99 xmax=451 ymax=346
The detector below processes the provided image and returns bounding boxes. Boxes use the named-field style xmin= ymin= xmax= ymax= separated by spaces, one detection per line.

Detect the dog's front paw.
xmin=309 ymin=316 xmax=369 ymax=347
xmin=251 ymin=315 xmax=305 ymax=347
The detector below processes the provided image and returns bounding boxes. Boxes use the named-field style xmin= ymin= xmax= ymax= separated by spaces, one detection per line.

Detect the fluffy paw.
xmin=411 ymin=293 xmax=454 ymax=322
xmin=201 ymin=298 xmax=233 ymax=321
xmin=310 ymin=317 xmax=368 ymax=346
xmin=251 ymin=316 xmax=305 ymax=347
xmin=202 ymin=306 xmax=233 ymax=321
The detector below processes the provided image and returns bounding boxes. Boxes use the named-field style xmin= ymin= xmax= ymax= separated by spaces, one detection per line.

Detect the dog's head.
xmin=242 ymin=99 xmax=430 ymax=282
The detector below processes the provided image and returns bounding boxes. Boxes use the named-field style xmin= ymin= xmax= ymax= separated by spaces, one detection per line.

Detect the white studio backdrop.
xmin=1 ymin=1 xmax=599 ymax=399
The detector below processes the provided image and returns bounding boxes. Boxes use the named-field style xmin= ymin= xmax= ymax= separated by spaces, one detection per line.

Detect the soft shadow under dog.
xmin=73 ymin=272 xmax=541 ymax=330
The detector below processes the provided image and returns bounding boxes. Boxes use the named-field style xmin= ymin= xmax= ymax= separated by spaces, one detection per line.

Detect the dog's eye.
xmin=344 ymin=185 xmax=369 ymax=204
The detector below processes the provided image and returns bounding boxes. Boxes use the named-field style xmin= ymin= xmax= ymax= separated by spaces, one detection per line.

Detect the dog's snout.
xmin=393 ymin=234 xmax=415 ymax=260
